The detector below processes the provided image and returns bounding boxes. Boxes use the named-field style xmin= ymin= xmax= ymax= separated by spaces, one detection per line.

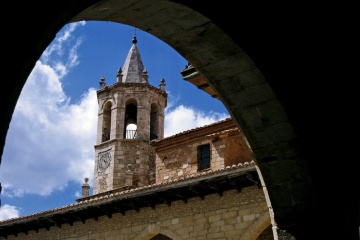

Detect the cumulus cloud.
xmin=0 ymin=21 xmax=229 ymax=220
xmin=0 ymin=205 xmax=21 ymax=221
xmin=164 ymin=105 xmax=229 ymax=137
xmin=0 ymin=21 xmax=95 ymax=220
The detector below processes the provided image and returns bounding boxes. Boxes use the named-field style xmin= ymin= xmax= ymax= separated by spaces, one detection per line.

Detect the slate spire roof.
xmin=120 ymin=36 xmax=149 ymax=83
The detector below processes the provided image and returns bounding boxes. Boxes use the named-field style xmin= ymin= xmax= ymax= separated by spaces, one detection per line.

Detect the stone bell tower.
xmin=93 ymin=36 xmax=167 ymax=194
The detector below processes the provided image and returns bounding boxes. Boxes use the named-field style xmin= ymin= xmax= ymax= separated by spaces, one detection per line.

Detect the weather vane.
xmin=129 ymin=27 xmax=142 ymax=37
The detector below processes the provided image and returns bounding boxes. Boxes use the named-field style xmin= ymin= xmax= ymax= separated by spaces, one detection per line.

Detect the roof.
xmin=120 ymin=36 xmax=148 ymax=84
xmin=151 ymin=118 xmax=236 ymax=151
xmin=0 ymin=161 xmax=259 ymax=238
xmin=180 ymin=63 xmax=218 ymax=99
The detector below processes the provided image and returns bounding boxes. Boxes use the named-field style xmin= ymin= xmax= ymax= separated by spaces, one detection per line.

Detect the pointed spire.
xmin=120 ymin=35 xmax=148 ymax=84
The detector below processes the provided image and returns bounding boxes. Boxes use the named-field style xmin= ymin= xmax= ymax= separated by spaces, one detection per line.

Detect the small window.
xmin=198 ymin=144 xmax=210 ymax=171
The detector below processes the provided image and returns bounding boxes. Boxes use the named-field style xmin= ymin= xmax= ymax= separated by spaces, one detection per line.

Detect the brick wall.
xmin=155 ymin=132 xmax=253 ymax=182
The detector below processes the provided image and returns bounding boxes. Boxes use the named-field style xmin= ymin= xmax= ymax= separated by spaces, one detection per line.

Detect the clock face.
xmin=98 ymin=152 xmax=111 ymax=171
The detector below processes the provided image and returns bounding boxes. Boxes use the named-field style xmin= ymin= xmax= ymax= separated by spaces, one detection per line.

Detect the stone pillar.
xmin=125 ymin=168 xmax=134 ymax=187
xmin=82 ymin=178 xmax=90 ymax=197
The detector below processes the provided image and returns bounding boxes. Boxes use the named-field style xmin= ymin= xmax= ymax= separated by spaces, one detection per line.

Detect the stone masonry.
xmin=7 ymin=187 xmax=271 ymax=240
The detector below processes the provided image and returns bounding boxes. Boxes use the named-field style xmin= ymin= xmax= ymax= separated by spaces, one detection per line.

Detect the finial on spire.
xmin=129 ymin=27 xmax=142 ymax=44
xmin=132 ymin=36 xmax=137 ymax=44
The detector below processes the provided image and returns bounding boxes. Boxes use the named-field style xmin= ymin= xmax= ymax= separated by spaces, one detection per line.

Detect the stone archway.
xmin=134 ymin=223 xmax=183 ymax=240
xmin=69 ymin=1 xmax=308 ymax=237
xmin=150 ymin=234 xmax=172 ymax=240
xmin=0 ymin=1 xmax=308 ymax=238
xmin=240 ymin=211 xmax=271 ymax=240
xmin=2 ymin=1 xmax=357 ymax=239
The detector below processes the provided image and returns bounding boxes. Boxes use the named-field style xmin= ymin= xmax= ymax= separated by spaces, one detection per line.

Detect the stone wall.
xmin=155 ymin=130 xmax=253 ymax=182
xmin=7 ymin=186 xmax=272 ymax=240
xmin=94 ymin=140 xmax=156 ymax=194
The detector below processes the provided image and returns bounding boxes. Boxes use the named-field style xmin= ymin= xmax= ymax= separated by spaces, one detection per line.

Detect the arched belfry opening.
xmin=124 ymin=99 xmax=138 ymax=139
xmin=150 ymin=103 xmax=160 ymax=140
xmin=102 ymin=101 xmax=112 ymax=142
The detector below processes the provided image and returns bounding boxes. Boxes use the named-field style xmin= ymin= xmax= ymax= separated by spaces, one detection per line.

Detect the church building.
xmin=0 ymin=36 xmax=278 ymax=240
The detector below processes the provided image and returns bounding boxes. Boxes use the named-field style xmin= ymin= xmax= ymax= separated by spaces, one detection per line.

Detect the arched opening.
xmin=1 ymin=2 xmax=358 ymax=239
xmin=124 ymin=99 xmax=138 ymax=139
xmin=150 ymin=234 xmax=172 ymax=240
xmin=0 ymin=20 xmax=229 ymax=218
xmin=102 ymin=101 xmax=112 ymax=142
xmin=150 ymin=103 xmax=159 ymax=140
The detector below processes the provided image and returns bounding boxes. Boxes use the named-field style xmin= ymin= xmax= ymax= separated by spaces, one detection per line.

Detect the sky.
xmin=0 ymin=21 xmax=229 ymax=221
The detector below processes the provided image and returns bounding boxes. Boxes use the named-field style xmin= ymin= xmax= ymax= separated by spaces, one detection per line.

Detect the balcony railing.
xmin=124 ymin=130 xmax=158 ymax=140
xmin=126 ymin=130 xmax=137 ymax=139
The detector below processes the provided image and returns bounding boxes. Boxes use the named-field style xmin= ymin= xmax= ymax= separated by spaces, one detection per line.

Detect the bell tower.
xmin=93 ymin=36 xmax=167 ymax=194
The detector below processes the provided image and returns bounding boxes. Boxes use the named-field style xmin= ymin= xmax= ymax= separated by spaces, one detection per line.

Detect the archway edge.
xmin=240 ymin=211 xmax=271 ymax=240
xmin=69 ymin=0 xmax=309 ymax=230
xmin=1 ymin=0 xmax=314 ymax=238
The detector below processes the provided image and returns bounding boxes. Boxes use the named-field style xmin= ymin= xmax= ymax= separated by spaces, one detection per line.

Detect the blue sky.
xmin=0 ymin=21 xmax=229 ymax=220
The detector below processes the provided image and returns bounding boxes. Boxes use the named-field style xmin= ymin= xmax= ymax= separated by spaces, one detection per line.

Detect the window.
xmin=150 ymin=103 xmax=159 ymax=140
xmin=198 ymin=144 xmax=210 ymax=171
xmin=102 ymin=102 xmax=112 ymax=142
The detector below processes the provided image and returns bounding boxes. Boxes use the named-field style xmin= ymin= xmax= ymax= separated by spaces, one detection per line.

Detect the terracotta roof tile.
xmin=0 ymin=160 xmax=256 ymax=224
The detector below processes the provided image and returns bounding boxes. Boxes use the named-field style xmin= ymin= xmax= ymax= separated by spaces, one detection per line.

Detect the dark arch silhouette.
xmin=0 ymin=1 xmax=357 ymax=239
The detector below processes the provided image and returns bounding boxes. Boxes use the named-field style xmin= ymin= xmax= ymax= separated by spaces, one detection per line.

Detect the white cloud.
xmin=164 ymin=105 xmax=229 ymax=137
xmin=41 ymin=21 xmax=85 ymax=63
xmin=0 ymin=22 xmax=96 ymax=202
xmin=41 ymin=21 xmax=85 ymax=79
xmin=0 ymin=205 xmax=21 ymax=221
xmin=1 ymin=62 xmax=97 ymax=197
xmin=0 ymin=21 xmax=230 ymax=220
